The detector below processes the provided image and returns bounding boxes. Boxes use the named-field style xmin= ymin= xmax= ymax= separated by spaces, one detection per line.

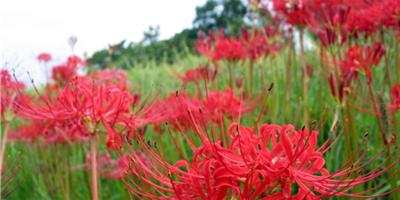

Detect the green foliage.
xmin=193 ymin=0 xmax=247 ymax=35
xmin=90 ymin=29 xmax=198 ymax=69
xmin=89 ymin=0 xmax=248 ymax=69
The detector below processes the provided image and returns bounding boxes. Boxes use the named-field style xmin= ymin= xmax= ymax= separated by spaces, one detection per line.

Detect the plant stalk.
xmin=90 ymin=138 xmax=98 ymax=200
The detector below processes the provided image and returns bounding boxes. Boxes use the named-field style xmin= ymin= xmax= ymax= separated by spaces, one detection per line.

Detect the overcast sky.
xmin=0 ymin=0 xmax=205 ymax=84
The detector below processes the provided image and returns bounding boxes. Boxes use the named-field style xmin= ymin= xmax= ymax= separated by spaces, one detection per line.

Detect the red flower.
xmin=340 ymin=43 xmax=385 ymax=83
xmin=306 ymin=3 xmax=350 ymax=46
xmin=52 ymin=64 xmax=77 ymax=83
xmin=269 ymin=0 xmax=400 ymax=34
xmin=0 ymin=70 xmax=25 ymax=115
xmin=37 ymin=52 xmax=52 ymax=63
xmin=51 ymin=55 xmax=84 ymax=83
xmin=389 ymin=84 xmax=400 ymax=112
xmin=180 ymin=65 xmax=217 ymax=87
xmin=147 ymin=89 xmax=250 ymax=131
xmin=328 ymin=43 xmax=385 ymax=102
xmin=272 ymin=0 xmax=313 ymax=26
xmin=240 ymin=28 xmax=271 ymax=61
xmin=103 ymin=117 xmax=123 ymax=151
xmin=345 ymin=0 xmax=399 ymax=33
xmin=66 ymin=55 xmax=84 ymax=68
xmin=90 ymin=69 xmax=128 ymax=87
xmin=10 ymin=119 xmax=90 ymax=144
xmin=213 ymin=34 xmax=244 ymax=62
xmin=203 ymin=88 xmax=249 ymax=123
xmin=146 ymin=92 xmax=203 ymax=131
xmin=9 ymin=121 xmax=45 ymax=143
xmin=13 ymin=76 xmax=146 ymax=149
xmin=80 ymin=153 xmax=131 ymax=179
xmin=195 ymin=31 xmax=245 ymax=62
xmin=123 ymin=122 xmax=395 ymax=199
xmin=195 ymin=32 xmax=215 ymax=59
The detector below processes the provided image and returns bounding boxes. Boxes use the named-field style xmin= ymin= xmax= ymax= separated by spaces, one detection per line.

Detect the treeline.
xmin=89 ymin=0 xmax=248 ymax=69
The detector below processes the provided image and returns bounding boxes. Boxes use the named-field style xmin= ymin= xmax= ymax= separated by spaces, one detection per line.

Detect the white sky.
xmin=0 ymin=0 xmax=205 ymax=84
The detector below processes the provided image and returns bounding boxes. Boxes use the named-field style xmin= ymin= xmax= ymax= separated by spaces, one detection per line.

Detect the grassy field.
xmin=2 ymin=37 xmax=399 ymax=199
xmin=2 ymin=1 xmax=400 ymax=196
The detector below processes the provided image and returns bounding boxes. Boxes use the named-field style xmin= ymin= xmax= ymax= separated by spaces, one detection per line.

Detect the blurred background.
xmin=0 ymin=0 xmax=255 ymax=84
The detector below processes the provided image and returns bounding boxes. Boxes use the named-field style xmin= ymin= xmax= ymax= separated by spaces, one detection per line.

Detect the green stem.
xmin=228 ymin=62 xmax=234 ymax=88
xmin=0 ymin=121 xmax=10 ymax=200
xmin=249 ymin=61 xmax=254 ymax=96
xmin=367 ymin=83 xmax=387 ymax=145
xmin=341 ymin=102 xmax=357 ymax=161
xmin=380 ymin=30 xmax=392 ymax=87
xmin=90 ymin=138 xmax=98 ymax=200
xmin=299 ymin=28 xmax=309 ymax=125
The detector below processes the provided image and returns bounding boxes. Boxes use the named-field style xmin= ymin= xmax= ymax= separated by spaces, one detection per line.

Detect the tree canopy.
xmin=89 ymin=0 xmax=248 ymax=69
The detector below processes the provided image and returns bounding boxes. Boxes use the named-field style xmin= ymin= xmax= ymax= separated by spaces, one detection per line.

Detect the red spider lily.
xmin=328 ymin=73 xmax=349 ymax=102
xmin=105 ymin=154 xmax=131 ymax=178
xmin=315 ymin=28 xmax=341 ymax=47
xmin=264 ymin=24 xmax=281 ymax=38
xmin=9 ymin=121 xmax=45 ymax=143
xmin=90 ymin=69 xmax=128 ymax=87
xmin=345 ymin=0 xmax=400 ymax=33
xmin=203 ymin=88 xmax=249 ymax=123
xmin=270 ymin=0 xmax=400 ymax=35
xmin=389 ymin=84 xmax=400 ymax=112
xmin=305 ymin=3 xmax=350 ymax=46
xmin=346 ymin=4 xmax=382 ymax=33
xmin=13 ymin=76 xmax=148 ymax=150
xmin=122 ymin=122 xmax=397 ymax=199
xmin=79 ymin=152 xmax=154 ymax=179
xmin=52 ymin=64 xmax=77 ymax=83
xmin=240 ymin=28 xmax=270 ymax=61
xmin=195 ymin=31 xmax=245 ymax=62
xmin=213 ymin=34 xmax=245 ymax=62
xmin=131 ymin=93 xmax=141 ymax=108
xmin=0 ymin=70 xmax=25 ymax=115
xmin=51 ymin=55 xmax=85 ymax=83
xmin=272 ymin=0 xmax=313 ymax=27
xmin=179 ymin=65 xmax=217 ymax=88
xmin=78 ymin=153 xmax=132 ymax=179
xmin=318 ymin=3 xmax=350 ymax=29
xmin=37 ymin=52 xmax=52 ymax=63
xmin=195 ymin=32 xmax=215 ymax=60
xmin=327 ymin=43 xmax=385 ymax=102
xmin=147 ymin=88 xmax=250 ymax=131
xmin=235 ymin=77 xmax=244 ymax=88
xmin=146 ymin=92 xmax=204 ymax=131
xmin=196 ymin=28 xmax=282 ymax=63
xmin=66 ymin=55 xmax=85 ymax=68
xmin=9 ymin=119 xmax=91 ymax=144
xmin=340 ymin=43 xmax=385 ymax=84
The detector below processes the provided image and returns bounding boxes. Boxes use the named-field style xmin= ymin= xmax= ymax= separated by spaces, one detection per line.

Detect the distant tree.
xmin=89 ymin=0 xmax=250 ymax=69
xmin=141 ymin=25 xmax=160 ymax=45
xmin=193 ymin=0 xmax=247 ymax=35
xmin=193 ymin=0 xmax=219 ymax=31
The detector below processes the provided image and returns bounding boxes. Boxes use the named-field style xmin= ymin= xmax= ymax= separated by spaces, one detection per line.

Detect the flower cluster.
xmin=123 ymin=122 xmax=395 ymax=199
xmin=3 ymin=1 xmax=400 ymax=198
xmin=147 ymin=88 xmax=250 ymax=131
xmin=179 ymin=65 xmax=217 ymax=88
xmin=271 ymin=0 xmax=400 ymax=35
xmin=196 ymin=27 xmax=282 ymax=63
xmin=52 ymin=55 xmax=84 ymax=84
xmin=8 ymin=54 xmax=152 ymax=150
xmin=327 ymin=43 xmax=386 ymax=102
xmin=0 ymin=70 xmax=25 ymax=116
